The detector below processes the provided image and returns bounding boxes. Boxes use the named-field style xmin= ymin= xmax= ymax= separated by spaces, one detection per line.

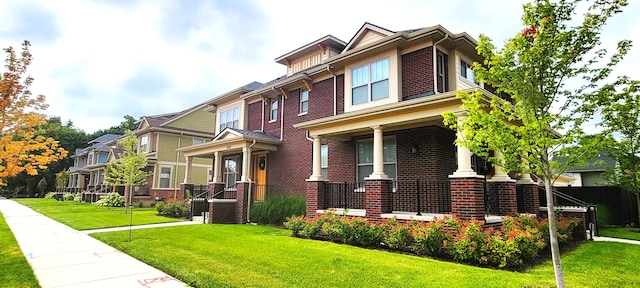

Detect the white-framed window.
xmin=436 ymin=51 xmax=448 ymax=93
xmin=321 ymin=144 xmax=328 ymax=179
xmin=159 ymin=166 xmax=172 ymax=188
xmin=139 ymin=135 xmax=148 ymax=152
xmin=193 ymin=138 xmax=205 ymax=145
xmin=460 ymin=59 xmax=477 ymax=84
xmin=270 ymin=97 xmax=279 ymax=121
xmin=88 ymin=152 xmax=94 ymax=165
xmin=300 ymin=88 xmax=309 ymax=114
xmin=219 ymin=106 xmax=240 ymax=132
xmin=356 ymin=136 xmax=396 ymax=183
xmin=223 ymin=156 xmax=240 ymax=188
xmin=207 ymin=168 xmax=213 ymax=183
xmin=351 ymin=58 xmax=389 ymax=105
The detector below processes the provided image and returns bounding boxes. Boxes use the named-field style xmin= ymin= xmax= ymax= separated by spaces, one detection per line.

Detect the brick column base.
xmin=208 ymin=182 xmax=225 ymax=198
xmin=487 ymin=180 xmax=517 ymax=216
xmin=180 ymin=183 xmax=194 ymax=200
xmin=519 ymin=183 xmax=540 ymax=215
xmin=235 ymin=182 xmax=249 ymax=223
xmin=306 ymin=181 xmax=326 ymax=218
xmin=365 ymin=179 xmax=392 ymax=223
xmin=450 ymin=177 xmax=485 ymax=222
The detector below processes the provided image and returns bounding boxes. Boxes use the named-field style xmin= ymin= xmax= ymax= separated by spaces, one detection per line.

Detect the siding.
xmin=167 ymin=107 xmax=216 ymax=133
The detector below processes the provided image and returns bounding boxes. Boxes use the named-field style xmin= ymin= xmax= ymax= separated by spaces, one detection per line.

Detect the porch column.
xmin=367 ymin=125 xmax=388 ymax=179
xmin=183 ymin=155 xmax=193 ymax=183
xmin=308 ymin=136 xmax=324 ymax=181
xmin=491 ymin=151 xmax=513 ymax=181
xmin=452 ymin=116 xmax=477 ymax=177
xmin=487 ymin=151 xmax=517 ymax=216
xmin=241 ymin=145 xmax=252 ymax=182
xmin=213 ymin=151 xmax=222 ymax=183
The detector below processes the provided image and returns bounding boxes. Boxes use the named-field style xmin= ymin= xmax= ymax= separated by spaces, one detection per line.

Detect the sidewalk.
xmin=0 ymin=198 xmax=197 ymax=288
xmin=593 ymin=235 xmax=640 ymax=245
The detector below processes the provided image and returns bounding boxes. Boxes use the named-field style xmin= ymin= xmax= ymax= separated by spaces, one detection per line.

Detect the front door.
xmin=253 ymin=153 xmax=267 ymax=201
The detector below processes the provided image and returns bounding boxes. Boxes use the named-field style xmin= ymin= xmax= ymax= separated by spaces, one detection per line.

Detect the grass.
xmin=599 ymin=226 xmax=640 ymax=241
xmin=15 ymin=198 xmax=181 ymax=230
xmin=0 ymin=213 xmax=40 ymax=288
xmin=92 ymin=224 xmax=640 ymax=288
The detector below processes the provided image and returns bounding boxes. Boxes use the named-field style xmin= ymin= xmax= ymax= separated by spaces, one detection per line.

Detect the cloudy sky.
xmin=1 ymin=0 xmax=638 ymax=133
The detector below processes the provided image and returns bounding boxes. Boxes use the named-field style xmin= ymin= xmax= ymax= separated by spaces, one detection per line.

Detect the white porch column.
xmin=517 ymin=154 xmax=536 ymax=184
xmin=491 ymin=151 xmax=513 ymax=181
xmin=183 ymin=155 xmax=193 ymax=183
xmin=452 ymin=116 xmax=477 ymax=177
xmin=367 ymin=125 xmax=389 ymax=179
xmin=307 ymin=136 xmax=324 ymax=181
xmin=213 ymin=151 xmax=222 ymax=183
xmin=241 ymin=145 xmax=252 ymax=182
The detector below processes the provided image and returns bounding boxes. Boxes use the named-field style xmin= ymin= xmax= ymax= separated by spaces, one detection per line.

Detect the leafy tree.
xmin=89 ymin=115 xmax=138 ymax=140
xmin=56 ymin=170 xmax=68 ymax=190
xmin=443 ymin=0 xmax=630 ymax=286
xmin=596 ymin=79 xmax=640 ymax=225
xmin=0 ymin=41 xmax=68 ymax=187
xmin=104 ymin=130 xmax=149 ymax=212
xmin=37 ymin=177 xmax=47 ymax=195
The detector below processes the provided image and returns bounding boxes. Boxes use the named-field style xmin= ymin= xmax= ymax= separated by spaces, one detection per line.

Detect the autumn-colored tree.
xmin=0 ymin=41 xmax=68 ymax=186
xmin=443 ymin=0 xmax=630 ymax=287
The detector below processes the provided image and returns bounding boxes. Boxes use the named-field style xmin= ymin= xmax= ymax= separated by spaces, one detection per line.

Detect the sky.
xmin=0 ymin=0 xmax=638 ymax=133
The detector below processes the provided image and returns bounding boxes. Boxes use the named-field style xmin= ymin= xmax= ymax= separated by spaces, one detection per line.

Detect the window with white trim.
xmin=88 ymin=152 xmax=94 ymax=165
xmin=193 ymin=138 xmax=205 ymax=145
xmin=159 ymin=166 xmax=172 ymax=188
xmin=270 ymin=97 xmax=278 ymax=121
xmin=219 ymin=107 xmax=240 ymax=132
xmin=300 ymin=88 xmax=309 ymax=114
xmin=460 ymin=59 xmax=477 ymax=84
xmin=223 ymin=156 xmax=240 ymax=188
xmin=352 ymin=58 xmax=389 ymax=105
xmin=320 ymin=144 xmax=328 ymax=179
xmin=356 ymin=137 xmax=396 ymax=183
xmin=436 ymin=51 xmax=449 ymax=93
xmin=139 ymin=135 xmax=148 ymax=152
xmin=207 ymin=168 xmax=213 ymax=183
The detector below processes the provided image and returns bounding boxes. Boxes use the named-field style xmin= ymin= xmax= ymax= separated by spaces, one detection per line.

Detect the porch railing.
xmin=392 ymin=180 xmax=451 ymax=214
xmin=323 ymin=182 xmax=366 ymax=210
xmin=484 ymin=182 xmax=501 ymax=216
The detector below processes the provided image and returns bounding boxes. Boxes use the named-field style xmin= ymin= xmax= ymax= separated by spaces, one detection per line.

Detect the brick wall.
xmin=402 ymin=47 xmax=434 ymax=99
xmin=306 ymin=181 xmax=325 ymax=218
xmin=247 ymin=101 xmax=262 ymax=131
xmin=328 ymin=138 xmax=355 ymax=182
xmin=487 ymin=181 xmax=518 ymax=215
xmin=365 ymin=179 xmax=392 ymax=223
xmin=450 ymin=177 xmax=485 ymax=222
xmin=209 ymin=200 xmax=236 ymax=224
xmin=519 ymin=184 xmax=540 ymax=215
xmin=336 ymin=74 xmax=345 ymax=114
xmin=236 ymin=182 xmax=249 ymax=223
xmin=395 ymin=126 xmax=457 ymax=181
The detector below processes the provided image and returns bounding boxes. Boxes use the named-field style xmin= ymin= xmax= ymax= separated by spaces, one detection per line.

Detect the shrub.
xmin=156 ymin=200 xmax=189 ymax=218
xmin=250 ymin=195 xmax=305 ymax=226
xmin=44 ymin=192 xmax=57 ymax=199
xmin=284 ymin=215 xmax=306 ymax=235
xmin=73 ymin=192 xmax=83 ymax=202
xmin=412 ymin=218 xmax=451 ymax=256
xmin=448 ymin=220 xmax=488 ymax=263
xmin=95 ymin=192 xmax=125 ymax=207
xmin=383 ymin=219 xmax=414 ymax=251
xmin=62 ymin=192 xmax=74 ymax=201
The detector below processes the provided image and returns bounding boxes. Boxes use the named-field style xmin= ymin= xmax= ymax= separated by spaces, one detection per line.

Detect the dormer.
xmin=275 ymin=35 xmax=346 ymax=76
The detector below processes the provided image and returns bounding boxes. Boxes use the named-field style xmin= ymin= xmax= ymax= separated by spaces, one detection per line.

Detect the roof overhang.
xmin=178 ymin=130 xmax=282 ymax=158
xmin=133 ymin=127 xmax=214 ymax=139
xmin=275 ymin=35 xmax=347 ymax=65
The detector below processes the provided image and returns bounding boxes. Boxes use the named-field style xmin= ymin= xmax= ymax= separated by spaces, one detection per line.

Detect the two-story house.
xmin=179 ymin=23 xmax=540 ymax=224
xmin=132 ymin=103 xmax=217 ymax=201
xmin=66 ymin=134 xmax=122 ymax=193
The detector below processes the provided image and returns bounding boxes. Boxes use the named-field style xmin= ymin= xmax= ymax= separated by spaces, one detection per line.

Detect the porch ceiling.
xmin=294 ymin=90 xmax=468 ymax=139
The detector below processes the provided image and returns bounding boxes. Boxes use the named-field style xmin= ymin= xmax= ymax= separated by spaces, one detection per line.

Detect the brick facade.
xmin=235 ymin=182 xmax=249 ymax=223
xmin=365 ymin=179 xmax=393 ymax=223
xmin=519 ymin=183 xmax=540 ymax=215
xmin=306 ymin=180 xmax=326 ymax=218
xmin=450 ymin=177 xmax=486 ymax=222
xmin=402 ymin=47 xmax=434 ymax=99
xmin=487 ymin=181 xmax=518 ymax=215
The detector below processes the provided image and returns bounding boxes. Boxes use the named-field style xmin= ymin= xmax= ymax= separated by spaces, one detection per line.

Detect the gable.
xmin=138 ymin=119 xmax=150 ymax=130
xmin=343 ymin=23 xmax=394 ymax=53
xmin=164 ymin=107 xmax=216 ymax=133
xmin=351 ymin=30 xmax=388 ymax=50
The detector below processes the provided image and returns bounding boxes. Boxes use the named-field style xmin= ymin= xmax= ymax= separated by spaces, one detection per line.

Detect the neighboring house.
xmin=132 ymin=103 xmax=216 ymax=201
xmin=562 ymin=152 xmax=616 ymax=187
xmin=179 ymin=23 xmax=541 ymax=224
xmin=65 ymin=134 xmax=122 ymax=192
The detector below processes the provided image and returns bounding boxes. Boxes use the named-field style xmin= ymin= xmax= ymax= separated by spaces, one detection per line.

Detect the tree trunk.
xmin=543 ymin=151 xmax=566 ymax=288
xmin=636 ymin=192 xmax=640 ymax=227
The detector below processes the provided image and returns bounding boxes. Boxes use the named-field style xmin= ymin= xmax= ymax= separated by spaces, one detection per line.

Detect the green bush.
xmin=44 ymin=192 xmax=57 ymax=199
xmin=156 ymin=200 xmax=189 ymax=218
xmin=73 ymin=193 xmax=83 ymax=202
xmin=94 ymin=192 xmax=125 ymax=207
xmin=250 ymin=195 xmax=305 ymax=226
xmin=412 ymin=218 xmax=450 ymax=256
xmin=62 ymin=192 xmax=74 ymax=201
xmin=383 ymin=219 xmax=414 ymax=250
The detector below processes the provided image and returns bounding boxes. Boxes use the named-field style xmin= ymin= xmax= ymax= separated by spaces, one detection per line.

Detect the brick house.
xmin=180 ymin=23 xmax=540 ymax=224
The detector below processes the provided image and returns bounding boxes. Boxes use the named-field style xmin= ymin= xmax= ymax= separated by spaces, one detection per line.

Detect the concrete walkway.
xmin=593 ymin=235 xmax=640 ymax=245
xmin=0 ymin=198 xmax=197 ymax=288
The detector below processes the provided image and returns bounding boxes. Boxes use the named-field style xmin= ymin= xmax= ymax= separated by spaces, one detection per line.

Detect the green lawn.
xmin=93 ymin=224 xmax=640 ymax=288
xmin=0 ymin=213 xmax=39 ymax=288
xmin=15 ymin=198 xmax=181 ymax=230
xmin=599 ymin=226 xmax=640 ymax=241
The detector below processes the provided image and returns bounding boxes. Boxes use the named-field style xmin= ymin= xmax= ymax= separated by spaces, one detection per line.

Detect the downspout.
xmin=246 ymin=139 xmax=257 ymax=223
xmin=326 ymin=66 xmax=337 ymax=115
xmin=433 ymin=33 xmax=449 ymax=94
xmin=261 ymin=98 xmax=265 ymax=132
xmin=280 ymin=93 xmax=285 ymax=141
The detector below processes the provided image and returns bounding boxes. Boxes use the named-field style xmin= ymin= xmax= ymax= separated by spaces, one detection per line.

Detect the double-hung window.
xmin=320 ymin=144 xmax=328 ymax=179
xmin=436 ymin=51 xmax=448 ymax=93
xmin=159 ymin=166 xmax=171 ymax=188
xmin=139 ymin=135 xmax=148 ymax=152
xmin=270 ymin=98 xmax=279 ymax=121
xmin=460 ymin=59 xmax=477 ymax=84
xmin=356 ymin=137 xmax=396 ymax=182
xmin=223 ymin=156 xmax=240 ymax=188
xmin=219 ymin=107 xmax=240 ymax=132
xmin=300 ymin=88 xmax=309 ymax=114
xmin=352 ymin=58 xmax=389 ymax=105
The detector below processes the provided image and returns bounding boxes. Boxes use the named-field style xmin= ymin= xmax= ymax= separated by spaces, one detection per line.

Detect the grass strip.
xmin=0 ymin=212 xmax=40 ymax=288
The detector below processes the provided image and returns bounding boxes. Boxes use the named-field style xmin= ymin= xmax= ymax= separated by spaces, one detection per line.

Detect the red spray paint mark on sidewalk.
xmin=137 ymin=275 xmax=181 ymax=287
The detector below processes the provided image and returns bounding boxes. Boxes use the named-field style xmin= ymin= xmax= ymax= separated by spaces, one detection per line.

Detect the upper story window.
xmin=460 ymin=59 xmax=477 ymax=84
xmin=159 ymin=166 xmax=171 ymax=188
xmin=352 ymin=58 xmax=389 ymax=105
xmin=436 ymin=51 xmax=449 ymax=93
xmin=98 ymin=153 xmax=108 ymax=163
xmin=299 ymin=88 xmax=309 ymax=114
xmin=270 ymin=98 xmax=279 ymax=121
xmin=139 ymin=135 xmax=148 ymax=152
xmin=220 ymin=107 xmax=240 ymax=132
xmin=193 ymin=138 xmax=205 ymax=145
xmin=88 ymin=152 xmax=94 ymax=165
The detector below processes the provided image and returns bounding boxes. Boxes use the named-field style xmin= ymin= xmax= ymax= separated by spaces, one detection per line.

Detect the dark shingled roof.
xmin=226 ymin=128 xmax=280 ymax=141
xmin=566 ymin=152 xmax=616 ymax=173
xmin=88 ymin=134 xmax=121 ymax=144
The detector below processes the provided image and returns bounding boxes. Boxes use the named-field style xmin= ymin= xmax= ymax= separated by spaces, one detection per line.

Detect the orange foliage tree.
xmin=0 ymin=41 xmax=68 ymax=186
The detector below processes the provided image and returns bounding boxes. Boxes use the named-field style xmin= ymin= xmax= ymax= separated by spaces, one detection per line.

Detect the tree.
xmin=0 ymin=41 xmax=68 ymax=186
xmin=104 ymin=130 xmax=149 ymax=212
xmin=596 ymin=79 xmax=640 ymax=226
xmin=56 ymin=170 xmax=68 ymax=190
xmin=88 ymin=115 xmax=138 ymax=140
xmin=443 ymin=1 xmax=630 ymax=287
xmin=36 ymin=177 xmax=47 ymax=196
